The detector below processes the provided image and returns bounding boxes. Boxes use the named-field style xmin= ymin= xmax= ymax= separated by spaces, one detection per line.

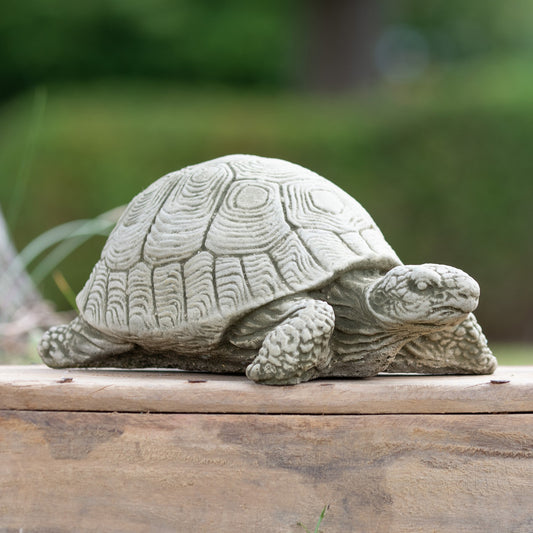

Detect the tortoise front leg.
xmin=386 ymin=313 xmax=497 ymax=375
xmin=229 ymin=296 xmax=335 ymax=385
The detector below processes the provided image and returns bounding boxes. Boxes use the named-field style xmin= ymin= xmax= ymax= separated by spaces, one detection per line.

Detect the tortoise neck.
xmin=316 ymin=269 xmax=386 ymax=332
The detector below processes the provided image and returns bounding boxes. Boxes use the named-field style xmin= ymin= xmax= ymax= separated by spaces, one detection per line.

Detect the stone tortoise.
xmin=39 ymin=154 xmax=496 ymax=385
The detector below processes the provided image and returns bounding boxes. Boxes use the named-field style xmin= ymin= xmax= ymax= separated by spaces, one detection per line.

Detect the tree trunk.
xmin=304 ymin=0 xmax=382 ymax=92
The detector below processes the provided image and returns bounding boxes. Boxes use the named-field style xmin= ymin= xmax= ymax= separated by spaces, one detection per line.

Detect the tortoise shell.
xmin=76 ymin=155 xmax=401 ymax=349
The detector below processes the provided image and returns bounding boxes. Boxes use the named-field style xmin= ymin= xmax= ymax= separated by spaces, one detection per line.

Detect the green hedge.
xmin=0 ymin=0 xmax=296 ymax=99
xmin=1 ymin=62 xmax=532 ymax=341
xmin=2 ymin=1 xmax=532 ymax=99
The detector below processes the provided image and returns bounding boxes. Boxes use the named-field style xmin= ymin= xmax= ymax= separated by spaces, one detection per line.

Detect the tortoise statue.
xmin=39 ymin=154 xmax=496 ymax=385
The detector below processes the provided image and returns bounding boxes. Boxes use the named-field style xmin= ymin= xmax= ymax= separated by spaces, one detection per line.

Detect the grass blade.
xmin=314 ymin=504 xmax=329 ymax=532
xmin=2 ymin=206 xmax=124 ymax=291
xmin=52 ymin=270 xmax=78 ymax=311
xmin=297 ymin=504 xmax=329 ymax=533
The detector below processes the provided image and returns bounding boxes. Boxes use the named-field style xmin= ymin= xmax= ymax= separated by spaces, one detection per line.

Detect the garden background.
xmin=1 ymin=0 xmax=532 ymax=363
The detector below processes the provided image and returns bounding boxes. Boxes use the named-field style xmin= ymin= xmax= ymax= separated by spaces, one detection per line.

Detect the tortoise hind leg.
xmin=230 ymin=297 xmax=335 ymax=385
xmin=386 ymin=313 xmax=497 ymax=375
xmin=39 ymin=316 xmax=134 ymax=368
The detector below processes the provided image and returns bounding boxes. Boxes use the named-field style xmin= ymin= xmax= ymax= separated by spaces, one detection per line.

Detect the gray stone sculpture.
xmin=39 ymin=155 xmax=496 ymax=384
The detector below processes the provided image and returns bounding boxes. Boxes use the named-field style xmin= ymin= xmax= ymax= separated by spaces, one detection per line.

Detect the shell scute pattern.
xmin=128 ymin=262 xmax=157 ymax=332
xmin=102 ymin=174 xmax=176 ymax=270
xmin=144 ymin=163 xmax=234 ymax=265
xmin=153 ymin=263 xmax=185 ymax=330
xmin=282 ymin=181 xmax=357 ymax=232
xmin=105 ymin=271 xmax=128 ymax=329
xmin=215 ymin=256 xmax=253 ymax=316
xmin=360 ymin=227 xmax=396 ymax=256
xmin=78 ymin=259 xmax=108 ymax=326
xmin=76 ymin=155 xmax=401 ymax=346
xmin=241 ymin=253 xmax=289 ymax=302
xmin=297 ymin=228 xmax=357 ymax=272
xmin=204 ymin=179 xmax=289 ymax=255
xmin=224 ymin=155 xmax=296 ymax=182
xmin=269 ymin=232 xmax=328 ymax=291
xmin=183 ymin=251 xmax=218 ymax=322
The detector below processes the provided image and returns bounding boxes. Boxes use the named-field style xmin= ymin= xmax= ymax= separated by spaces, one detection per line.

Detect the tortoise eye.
xmin=416 ymin=281 xmax=429 ymax=291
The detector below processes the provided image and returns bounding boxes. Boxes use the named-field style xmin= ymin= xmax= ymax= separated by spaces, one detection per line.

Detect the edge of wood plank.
xmin=0 ymin=365 xmax=532 ymax=414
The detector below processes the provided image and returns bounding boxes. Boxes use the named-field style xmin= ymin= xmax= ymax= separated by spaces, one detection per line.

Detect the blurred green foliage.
xmin=2 ymin=0 xmax=533 ymax=99
xmin=1 ymin=0 xmax=533 ymax=345
xmin=386 ymin=0 xmax=533 ymax=61
xmin=490 ymin=344 xmax=533 ymax=367
xmin=0 ymin=0 xmax=298 ymax=99
xmin=1 ymin=59 xmax=532 ymax=342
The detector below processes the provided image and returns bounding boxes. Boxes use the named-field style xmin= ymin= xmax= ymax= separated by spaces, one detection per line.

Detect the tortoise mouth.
xmin=436 ymin=305 xmax=463 ymax=314
xmin=432 ymin=304 xmax=472 ymax=321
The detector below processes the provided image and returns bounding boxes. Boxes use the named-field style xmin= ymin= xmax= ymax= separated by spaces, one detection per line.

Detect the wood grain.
xmin=1 ymin=410 xmax=532 ymax=533
xmin=0 ymin=365 xmax=532 ymax=414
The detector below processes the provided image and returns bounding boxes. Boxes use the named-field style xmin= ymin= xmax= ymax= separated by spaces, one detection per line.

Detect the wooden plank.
xmin=1 ymin=410 xmax=532 ymax=533
xmin=0 ymin=365 xmax=532 ymax=414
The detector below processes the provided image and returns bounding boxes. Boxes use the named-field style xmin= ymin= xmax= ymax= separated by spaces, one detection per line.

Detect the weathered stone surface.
xmin=38 ymin=155 xmax=496 ymax=384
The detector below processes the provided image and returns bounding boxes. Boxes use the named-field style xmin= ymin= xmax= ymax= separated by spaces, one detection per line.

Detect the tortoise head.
xmin=366 ymin=264 xmax=480 ymax=329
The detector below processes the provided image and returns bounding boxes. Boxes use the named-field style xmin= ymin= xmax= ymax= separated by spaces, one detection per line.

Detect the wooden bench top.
xmin=1 ymin=365 xmax=531 ymax=414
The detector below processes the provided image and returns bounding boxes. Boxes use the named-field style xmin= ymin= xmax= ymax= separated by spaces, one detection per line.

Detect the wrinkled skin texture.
xmin=231 ymin=264 xmax=489 ymax=385
xmin=367 ymin=264 xmax=480 ymax=326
